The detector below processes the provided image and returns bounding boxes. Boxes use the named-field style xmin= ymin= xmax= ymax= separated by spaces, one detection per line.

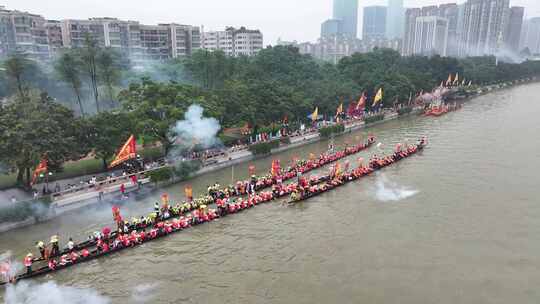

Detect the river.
xmin=1 ymin=83 xmax=540 ymax=303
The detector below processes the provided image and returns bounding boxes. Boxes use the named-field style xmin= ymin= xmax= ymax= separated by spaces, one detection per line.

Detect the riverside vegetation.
xmin=2 ymin=35 xmax=540 ymax=190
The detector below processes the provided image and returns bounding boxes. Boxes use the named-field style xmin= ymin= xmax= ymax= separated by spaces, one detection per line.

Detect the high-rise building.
xmin=504 ymin=6 xmax=524 ymax=53
xmin=202 ymin=27 xmax=263 ymax=57
xmin=60 ymin=18 xmax=201 ymax=62
xmin=521 ymin=17 xmax=540 ymax=54
xmin=333 ymin=0 xmax=358 ymax=38
xmin=403 ymin=8 xmax=421 ymax=56
xmin=45 ymin=20 xmax=64 ymax=54
xmin=438 ymin=4 xmax=459 ymax=56
xmin=0 ymin=7 xmax=50 ymax=60
xmin=402 ymin=3 xmax=459 ymax=57
xmin=363 ymin=6 xmax=387 ymax=40
xmin=386 ymin=0 xmax=404 ymax=39
xmin=413 ymin=16 xmax=449 ymax=56
xmin=321 ymin=19 xmax=343 ymax=39
xmin=458 ymin=0 xmax=510 ymax=57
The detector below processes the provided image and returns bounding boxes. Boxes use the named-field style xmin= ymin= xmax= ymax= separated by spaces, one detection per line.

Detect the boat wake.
xmin=373 ymin=174 xmax=419 ymax=202
xmin=4 ymin=281 xmax=109 ymax=304
xmin=130 ymin=283 xmax=159 ymax=303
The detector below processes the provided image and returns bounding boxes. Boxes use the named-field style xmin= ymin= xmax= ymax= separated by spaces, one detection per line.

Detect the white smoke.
xmin=373 ymin=174 xmax=419 ymax=202
xmin=130 ymin=283 xmax=158 ymax=303
xmin=169 ymin=104 xmax=221 ymax=155
xmin=0 ymin=251 xmax=22 ymax=281
xmin=4 ymin=281 xmax=110 ymax=304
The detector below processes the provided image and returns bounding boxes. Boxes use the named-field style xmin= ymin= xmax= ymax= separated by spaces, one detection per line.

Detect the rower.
xmin=36 ymin=241 xmax=45 ymax=259
xmin=24 ymin=253 xmax=33 ymax=274
xmin=67 ymin=238 xmax=75 ymax=252
xmin=154 ymin=202 xmax=160 ymax=217
xmin=50 ymin=235 xmax=59 ymax=256
xmin=48 ymin=259 xmax=57 ymax=270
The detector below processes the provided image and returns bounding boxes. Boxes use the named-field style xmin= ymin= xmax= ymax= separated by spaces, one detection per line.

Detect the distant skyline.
xmin=2 ymin=0 xmax=540 ymax=44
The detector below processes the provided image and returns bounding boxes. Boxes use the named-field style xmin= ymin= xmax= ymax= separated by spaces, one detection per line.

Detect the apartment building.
xmin=0 ymin=6 xmax=203 ymax=62
xmin=0 ymin=6 xmax=50 ymax=59
xmin=458 ymin=0 xmax=510 ymax=57
xmin=402 ymin=4 xmax=458 ymax=57
xmin=202 ymin=27 xmax=263 ymax=56
xmin=413 ymin=16 xmax=449 ymax=56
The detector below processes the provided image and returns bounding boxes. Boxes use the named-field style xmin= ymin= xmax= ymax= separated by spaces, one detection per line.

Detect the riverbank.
xmin=0 ymin=77 xmax=536 ymax=233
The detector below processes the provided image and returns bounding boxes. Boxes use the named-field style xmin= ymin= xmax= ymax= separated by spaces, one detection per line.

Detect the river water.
xmin=1 ymin=83 xmax=540 ymax=303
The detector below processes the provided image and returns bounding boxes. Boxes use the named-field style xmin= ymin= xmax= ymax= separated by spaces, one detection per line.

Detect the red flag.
xmin=31 ymin=156 xmax=48 ymax=185
xmin=109 ymin=135 xmax=137 ymax=168
xmin=346 ymin=102 xmax=356 ymax=117
xmin=271 ymin=160 xmax=281 ymax=177
xmin=356 ymin=92 xmax=366 ymax=111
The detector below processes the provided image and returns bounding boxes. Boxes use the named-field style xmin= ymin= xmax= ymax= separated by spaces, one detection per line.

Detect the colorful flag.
xmin=332 ymin=162 xmax=342 ymax=177
xmin=310 ymin=107 xmax=319 ymax=122
xmin=109 ymin=135 xmax=137 ymax=168
xmin=345 ymin=102 xmax=353 ymax=117
xmin=446 ymin=74 xmax=453 ymax=86
xmin=271 ymin=159 xmax=281 ymax=177
xmin=31 ymin=156 xmax=48 ymax=185
xmin=356 ymin=92 xmax=366 ymax=111
xmin=372 ymin=88 xmax=383 ymax=107
xmin=184 ymin=186 xmax=193 ymax=201
xmin=335 ymin=103 xmax=343 ymax=117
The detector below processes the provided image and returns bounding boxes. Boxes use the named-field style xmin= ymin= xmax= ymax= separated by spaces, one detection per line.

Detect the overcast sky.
xmin=3 ymin=0 xmax=540 ymax=45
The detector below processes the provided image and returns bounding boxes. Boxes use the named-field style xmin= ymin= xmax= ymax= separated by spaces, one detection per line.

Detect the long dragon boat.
xmin=287 ymin=142 xmax=425 ymax=204
xmin=1 ymin=139 xmax=423 ymax=285
xmin=29 ymin=137 xmax=377 ymax=262
xmin=0 ymin=173 xmax=336 ymax=285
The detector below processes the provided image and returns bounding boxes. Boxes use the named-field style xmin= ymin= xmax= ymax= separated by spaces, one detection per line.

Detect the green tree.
xmin=2 ymin=53 xmax=37 ymax=101
xmin=96 ymin=48 xmax=122 ymax=107
xmin=118 ymin=78 xmax=220 ymax=154
xmin=0 ymin=92 xmax=90 ymax=188
xmin=55 ymin=50 xmax=85 ymax=116
xmin=80 ymin=35 xmax=101 ymax=113
xmin=88 ymin=111 xmax=134 ymax=170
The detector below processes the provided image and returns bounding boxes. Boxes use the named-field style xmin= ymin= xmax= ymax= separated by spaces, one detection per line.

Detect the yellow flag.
xmin=446 ymin=74 xmax=452 ymax=86
xmin=335 ymin=103 xmax=343 ymax=117
xmin=311 ymin=107 xmax=318 ymax=122
xmin=372 ymin=88 xmax=383 ymax=107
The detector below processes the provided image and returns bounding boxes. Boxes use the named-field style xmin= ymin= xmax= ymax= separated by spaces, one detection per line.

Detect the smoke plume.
xmin=169 ymin=104 xmax=221 ymax=157
xmin=373 ymin=174 xmax=419 ymax=202
xmin=4 ymin=281 xmax=110 ymax=304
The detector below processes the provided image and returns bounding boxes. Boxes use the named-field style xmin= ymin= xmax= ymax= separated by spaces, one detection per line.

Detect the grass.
xmin=0 ymin=146 xmax=165 ymax=190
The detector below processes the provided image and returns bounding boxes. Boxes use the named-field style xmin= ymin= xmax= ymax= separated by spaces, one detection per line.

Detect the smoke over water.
xmin=169 ymin=104 xmax=221 ymax=157
xmin=373 ymin=174 xmax=419 ymax=202
xmin=130 ymin=283 xmax=159 ymax=303
xmin=5 ymin=281 xmax=110 ymax=304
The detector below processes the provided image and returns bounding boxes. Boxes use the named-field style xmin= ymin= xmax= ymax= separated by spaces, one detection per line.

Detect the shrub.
xmin=319 ymin=124 xmax=345 ymax=138
xmin=0 ymin=200 xmax=50 ymax=224
xmin=173 ymin=160 xmax=202 ymax=181
xmin=248 ymin=140 xmax=280 ymax=155
xmin=364 ymin=114 xmax=385 ymax=124
xmin=147 ymin=167 xmax=173 ymax=184
xmin=397 ymin=107 xmax=413 ymax=116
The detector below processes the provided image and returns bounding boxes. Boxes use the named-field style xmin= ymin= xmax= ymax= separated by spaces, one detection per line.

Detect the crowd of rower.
xmin=11 ymin=135 xmax=387 ymax=281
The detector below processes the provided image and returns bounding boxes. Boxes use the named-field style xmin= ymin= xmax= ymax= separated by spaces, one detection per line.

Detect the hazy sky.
xmin=3 ymin=0 xmax=540 ymax=45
